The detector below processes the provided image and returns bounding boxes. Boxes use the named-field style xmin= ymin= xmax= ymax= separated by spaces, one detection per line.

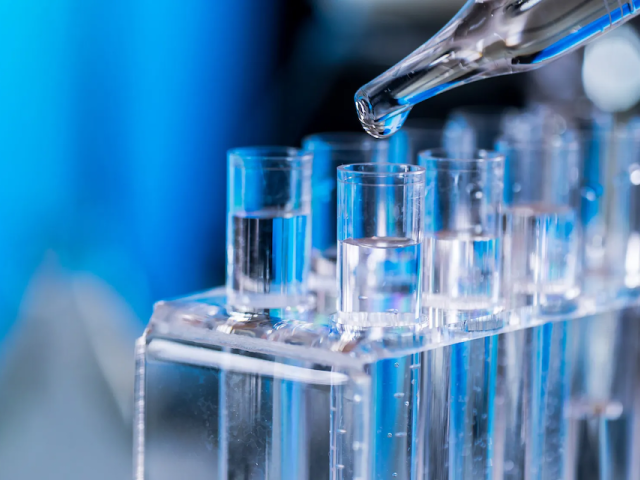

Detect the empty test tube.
xmin=419 ymin=149 xmax=504 ymax=324
xmin=498 ymin=133 xmax=581 ymax=304
xmin=337 ymin=163 xmax=425 ymax=325
xmin=226 ymin=147 xmax=312 ymax=308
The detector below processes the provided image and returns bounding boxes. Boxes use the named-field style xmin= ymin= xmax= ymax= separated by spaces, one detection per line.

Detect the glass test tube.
xmin=302 ymin=133 xmax=389 ymax=274
xmin=419 ymin=149 xmax=504 ymax=323
xmin=337 ymin=163 xmax=425 ymax=325
xmin=615 ymin=120 xmax=640 ymax=288
xmin=498 ymin=133 xmax=581 ymax=304
xmin=226 ymin=147 xmax=312 ymax=308
xmin=581 ymin=116 xmax=640 ymax=289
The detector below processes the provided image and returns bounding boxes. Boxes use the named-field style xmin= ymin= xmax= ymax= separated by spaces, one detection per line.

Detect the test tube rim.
xmin=419 ymin=148 xmax=504 ymax=171
xmin=228 ymin=146 xmax=311 ymax=170
xmin=337 ymin=162 xmax=426 ymax=185
xmin=302 ymin=132 xmax=388 ymax=152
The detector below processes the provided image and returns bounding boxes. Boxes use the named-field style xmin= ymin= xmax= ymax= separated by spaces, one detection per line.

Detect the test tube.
xmin=581 ymin=115 xmax=640 ymax=290
xmin=302 ymin=133 xmax=389 ymax=271
xmin=498 ymin=132 xmax=581 ymax=305
xmin=337 ymin=163 xmax=425 ymax=325
xmin=615 ymin=120 xmax=640 ymax=288
xmin=419 ymin=149 xmax=504 ymax=323
xmin=226 ymin=147 xmax=312 ymax=308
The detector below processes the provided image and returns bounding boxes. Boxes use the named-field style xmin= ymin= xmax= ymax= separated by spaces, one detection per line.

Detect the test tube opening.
xmin=226 ymin=146 xmax=312 ymax=308
xmin=337 ymin=163 xmax=425 ymax=326
xmin=419 ymin=148 xmax=505 ymax=325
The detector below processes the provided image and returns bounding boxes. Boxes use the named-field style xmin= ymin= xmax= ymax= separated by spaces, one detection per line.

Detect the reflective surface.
xmin=136 ymin=287 xmax=640 ymax=479
xmin=420 ymin=149 xmax=504 ymax=320
xmin=337 ymin=164 xmax=425 ymax=323
xmin=356 ymin=0 xmax=640 ymax=137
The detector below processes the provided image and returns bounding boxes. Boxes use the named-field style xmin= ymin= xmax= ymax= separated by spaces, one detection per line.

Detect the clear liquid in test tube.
xmin=419 ymin=149 xmax=505 ymax=327
xmin=226 ymin=147 xmax=312 ymax=310
xmin=302 ymin=133 xmax=389 ymax=313
xmin=498 ymin=133 xmax=582 ymax=307
xmin=337 ymin=163 xmax=425 ymax=326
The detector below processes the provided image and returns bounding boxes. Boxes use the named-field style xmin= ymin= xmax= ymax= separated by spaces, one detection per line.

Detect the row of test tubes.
xmin=223 ymin=108 xmax=640 ymax=328
xmin=334 ymin=147 xmax=505 ymax=327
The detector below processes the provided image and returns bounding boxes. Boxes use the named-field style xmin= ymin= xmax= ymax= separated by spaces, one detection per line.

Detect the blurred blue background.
xmin=0 ymin=1 xmax=286 ymax=477
xmin=2 ymin=0 xmax=640 ymax=478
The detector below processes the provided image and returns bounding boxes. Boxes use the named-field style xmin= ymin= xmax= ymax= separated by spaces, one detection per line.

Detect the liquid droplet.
xmin=355 ymin=91 xmax=412 ymax=139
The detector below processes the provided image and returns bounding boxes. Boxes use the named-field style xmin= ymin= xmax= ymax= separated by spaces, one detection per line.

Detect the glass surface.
xmin=135 ymin=286 xmax=640 ymax=480
xmin=580 ymin=116 xmax=640 ymax=290
xmin=355 ymin=0 xmax=640 ymax=137
xmin=303 ymin=134 xmax=389 ymax=315
xmin=135 ymin=131 xmax=640 ymax=480
xmin=337 ymin=164 xmax=425 ymax=324
xmin=498 ymin=126 xmax=582 ymax=306
xmin=302 ymin=133 xmax=389 ymax=266
xmin=226 ymin=147 xmax=312 ymax=307
xmin=419 ymin=149 xmax=504 ymax=323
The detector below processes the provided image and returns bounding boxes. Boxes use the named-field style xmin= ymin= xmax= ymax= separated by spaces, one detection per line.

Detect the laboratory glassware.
xmin=337 ymin=163 xmax=425 ymax=325
xmin=136 ymin=146 xmax=323 ymax=480
xmin=136 ymin=139 xmax=640 ymax=480
xmin=419 ymin=148 xmax=505 ymax=326
xmin=355 ymin=0 xmax=640 ymax=138
xmin=581 ymin=114 xmax=640 ymax=290
xmin=303 ymin=133 xmax=389 ymax=314
xmin=226 ymin=147 xmax=312 ymax=310
xmin=498 ymin=129 xmax=582 ymax=306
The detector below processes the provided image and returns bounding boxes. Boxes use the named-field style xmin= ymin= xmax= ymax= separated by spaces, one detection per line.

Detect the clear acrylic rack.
xmin=134 ymin=114 xmax=640 ymax=480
